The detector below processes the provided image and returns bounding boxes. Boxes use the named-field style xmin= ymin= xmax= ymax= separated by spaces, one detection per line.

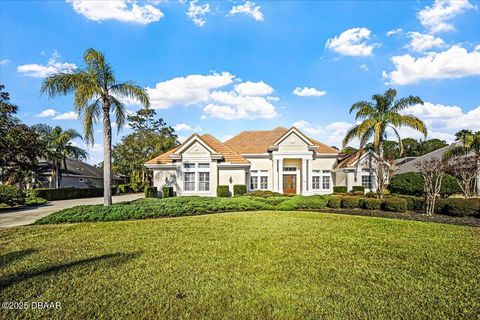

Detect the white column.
xmin=278 ymin=158 xmax=284 ymax=193
xmin=301 ymin=158 xmax=307 ymax=195
xmin=307 ymin=158 xmax=313 ymax=193
xmin=272 ymin=158 xmax=278 ymax=192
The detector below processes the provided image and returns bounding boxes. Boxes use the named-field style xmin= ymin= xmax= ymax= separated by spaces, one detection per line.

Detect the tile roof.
xmin=145 ymin=134 xmax=249 ymax=165
xmin=224 ymin=127 xmax=339 ymax=154
xmin=334 ymin=150 xmax=366 ymax=169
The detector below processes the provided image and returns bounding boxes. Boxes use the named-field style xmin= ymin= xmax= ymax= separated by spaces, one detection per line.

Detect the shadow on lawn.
xmin=0 ymin=251 xmax=141 ymax=289
xmin=0 ymin=248 xmax=38 ymax=268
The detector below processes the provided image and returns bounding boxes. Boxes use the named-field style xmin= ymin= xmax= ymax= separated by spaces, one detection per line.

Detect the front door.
xmin=283 ymin=175 xmax=297 ymax=194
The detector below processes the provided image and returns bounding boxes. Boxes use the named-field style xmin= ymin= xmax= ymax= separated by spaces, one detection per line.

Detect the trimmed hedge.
xmin=217 ymin=185 xmax=230 ymax=197
xmin=145 ymin=187 xmax=157 ymax=198
xmin=366 ymin=192 xmax=376 ymax=198
xmin=233 ymin=184 xmax=247 ymax=196
xmin=25 ymin=197 xmax=47 ymax=206
xmin=441 ymin=198 xmax=480 ymax=217
xmin=341 ymin=196 xmax=360 ymax=208
xmin=382 ymin=197 xmax=407 ymax=212
xmin=389 ymin=172 xmax=461 ymax=197
xmin=352 ymin=186 xmax=365 ymax=193
xmin=363 ymin=198 xmax=382 ymax=210
xmin=0 ymin=185 xmax=25 ymax=206
xmin=333 ymin=186 xmax=348 ymax=193
xmin=276 ymin=195 xmax=327 ymax=210
xmin=244 ymin=190 xmax=284 ymax=197
xmin=327 ymin=196 xmax=341 ymax=208
xmin=162 ymin=186 xmax=173 ymax=198
xmin=353 ymin=191 xmax=364 ymax=196
xmin=29 ymin=187 xmax=117 ymax=201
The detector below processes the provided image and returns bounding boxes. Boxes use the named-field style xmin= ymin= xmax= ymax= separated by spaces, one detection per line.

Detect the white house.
xmin=145 ymin=127 xmax=378 ymax=196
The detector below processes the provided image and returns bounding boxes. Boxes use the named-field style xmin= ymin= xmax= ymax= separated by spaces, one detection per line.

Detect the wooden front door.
xmin=283 ymin=175 xmax=297 ymax=194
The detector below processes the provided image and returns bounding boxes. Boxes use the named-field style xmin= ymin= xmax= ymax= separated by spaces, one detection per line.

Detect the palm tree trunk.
xmin=103 ymin=107 xmax=112 ymax=206
xmin=377 ymin=140 xmax=385 ymax=198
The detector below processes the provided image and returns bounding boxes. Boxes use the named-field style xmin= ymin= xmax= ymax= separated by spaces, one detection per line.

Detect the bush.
xmin=162 ymin=186 xmax=173 ymax=198
xmin=118 ymin=184 xmax=131 ymax=194
xmin=233 ymin=184 xmax=247 ymax=196
xmin=0 ymin=185 xmax=26 ymax=206
xmin=442 ymin=198 xmax=480 ymax=217
xmin=327 ymin=196 xmax=341 ymax=208
xmin=217 ymin=185 xmax=230 ymax=197
xmin=29 ymin=187 xmax=117 ymax=201
xmin=241 ymin=196 xmax=289 ymax=206
xmin=145 ymin=187 xmax=157 ymax=198
xmin=352 ymin=186 xmax=365 ymax=193
xmin=363 ymin=198 xmax=382 ymax=210
xmin=389 ymin=172 xmax=461 ymax=197
xmin=366 ymin=192 xmax=376 ymax=198
xmin=277 ymin=195 xmax=327 ymax=210
xmin=382 ymin=197 xmax=407 ymax=212
xmin=244 ymin=190 xmax=284 ymax=197
xmin=353 ymin=191 xmax=364 ymax=196
xmin=25 ymin=197 xmax=47 ymax=206
xmin=333 ymin=186 xmax=347 ymax=194
xmin=341 ymin=196 xmax=360 ymax=208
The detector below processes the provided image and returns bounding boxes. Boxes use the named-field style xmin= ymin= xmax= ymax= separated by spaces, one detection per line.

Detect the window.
xmin=184 ymin=172 xmax=195 ymax=191
xmin=362 ymin=175 xmax=373 ymax=189
xmin=78 ymin=178 xmax=85 ymax=182
xmin=260 ymin=176 xmax=268 ymax=189
xmin=184 ymin=163 xmax=195 ymax=169
xmin=312 ymin=176 xmax=320 ymax=189
xmin=198 ymin=172 xmax=210 ymax=191
xmin=198 ymin=163 xmax=210 ymax=169
xmin=250 ymin=176 xmax=258 ymax=190
xmin=322 ymin=176 xmax=330 ymax=189
xmin=283 ymin=167 xmax=296 ymax=172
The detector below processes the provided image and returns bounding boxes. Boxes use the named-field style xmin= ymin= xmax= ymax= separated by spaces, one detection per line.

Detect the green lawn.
xmin=1 ymin=211 xmax=479 ymax=319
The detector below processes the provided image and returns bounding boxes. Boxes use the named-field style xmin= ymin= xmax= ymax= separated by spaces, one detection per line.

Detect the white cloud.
xmin=17 ymin=51 xmax=76 ymax=78
xmin=386 ymin=28 xmax=403 ymax=37
xmin=173 ymin=123 xmax=202 ymax=132
xmin=325 ymin=27 xmax=379 ymax=57
xmin=67 ymin=0 xmax=164 ymax=24
xmin=234 ymin=81 xmax=273 ymax=96
xmin=294 ymin=120 xmax=353 ymax=148
xmin=186 ymin=0 xmax=210 ymax=27
xmin=383 ymin=45 xmax=480 ymax=85
xmin=37 ymin=108 xmax=58 ymax=117
xmin=228 ymin=1 xmax=263 ymax=21
xmin=203 ymin=91 xmax=278 ymax=120
xmin=406 ymin=31 xmax=445 ymax=52
xmin=417 ymin=0 xmax=477 ymax=33
xmin=360 ymin=64 xmax=369 ymax=71
xmin=53 ymin=111 xmax=78 ymax=120
xmin=0 ymin=59 xmax=10 ymax=65
xmin=292 ymin=87 xmax=327 ymax=97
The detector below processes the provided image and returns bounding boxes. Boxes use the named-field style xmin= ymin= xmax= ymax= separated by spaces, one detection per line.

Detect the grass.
xmin=1 ymin=211 xmax=479 ymax=319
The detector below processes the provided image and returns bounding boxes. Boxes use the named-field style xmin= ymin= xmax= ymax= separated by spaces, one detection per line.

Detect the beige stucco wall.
xmin=277 ymin=132 xmax=309 ymax=152
xmin=218 ymin=168 xmax=247 ymax=195
xmin=311 ymin=158 xmax=336 ymax=170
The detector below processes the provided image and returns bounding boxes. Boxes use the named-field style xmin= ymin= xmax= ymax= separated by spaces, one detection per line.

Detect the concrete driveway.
xmin=0 ymin=193 xmax=144 ymax=228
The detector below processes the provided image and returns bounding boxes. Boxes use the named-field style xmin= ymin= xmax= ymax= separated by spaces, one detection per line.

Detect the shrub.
xmin=352 ymin=186 xmax=365 ymax=193
xmin=341 ymin=196 xmax=360 ymax=208
xmin=382 ymin=197 xmax=407 ymax=212
xmin=233 ymin=184 xmax=247 ymax=196
xmin=327 ymin=196 xmax=341 ymax=208
xmin=363 ymin=198 xmax=382 ymax=210
xmin=241 ymin=196 xmax=289 ymax=206
xmin=25 ymin=197 xmax=47 ymax=206
xmin=389 ymin=172 xmax=461 ymax=197
xmin=217 ymin=185 xmax=230 ymax=197
xmin=29 ymin=187 xmax=117 ymax=201
xmin=145 ymin=187 xmax=157 ymax=198
xmin=442 ymin=198 xmax=480 ymax=217
xmin=162 ymin=186 xmax=173 ymax=198
xmin=277 ymin=195 xmax=327 ymax=210
xmin=244 ymin=190 xmax=283 ymax=197
xmin=333 ymin=186 xmax=347 ymax=194
xmin=118 ymin=184 xmax=130 ymax=194
xmin=366 ymin=192 xmax=376 ymax=198
xmin=0 ymin=185 xmax=26 ymax=206
xmin=353 ymin=191 xmax=364 ymax=196
xmin=358 ymin=198 xmax=366 ymax=208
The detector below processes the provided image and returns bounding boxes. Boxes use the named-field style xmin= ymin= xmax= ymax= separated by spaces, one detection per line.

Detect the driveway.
xmin=0 ymin=193 xmax=144 ymax=228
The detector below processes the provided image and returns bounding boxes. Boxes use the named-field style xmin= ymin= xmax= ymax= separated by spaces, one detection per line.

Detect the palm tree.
xmin=34 ymin=124 xmax=88 ymax=188
xmin=444 ymin=130 xmax=480 ymax=195
xmin=41 ymin=48 xmax=150 ymax=205
xmin=343 ymin=88 xmax=427 ymax=196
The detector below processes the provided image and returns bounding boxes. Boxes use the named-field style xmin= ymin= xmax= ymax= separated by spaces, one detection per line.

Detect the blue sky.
xmin=1 ymin=0 xmax=479 ymax=164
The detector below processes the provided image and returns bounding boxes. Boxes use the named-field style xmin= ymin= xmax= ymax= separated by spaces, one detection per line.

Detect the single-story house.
xmin=145 ymin=127 xmax=380 ymax=196
xmin=37 ymin=158 xmax=123 ymax=188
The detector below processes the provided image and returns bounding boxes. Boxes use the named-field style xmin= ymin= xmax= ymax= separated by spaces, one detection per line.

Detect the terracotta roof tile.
xmin=334 ymin=150 xmax=366 ymax=169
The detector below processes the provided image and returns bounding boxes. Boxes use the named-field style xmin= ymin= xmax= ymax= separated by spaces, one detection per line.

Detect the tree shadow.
xmin=0 ymin=248 xmax=38 ymax=268
xmin=0 ymin=251 xmax=141 ymax=289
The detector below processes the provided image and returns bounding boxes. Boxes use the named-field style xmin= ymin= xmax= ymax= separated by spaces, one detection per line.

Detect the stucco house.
xmin=145 ymin=127 xmax=378 ymax=196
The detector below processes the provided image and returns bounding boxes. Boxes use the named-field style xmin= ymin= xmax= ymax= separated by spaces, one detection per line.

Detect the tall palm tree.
xmin=34 ymin=124 xmax=88 ymax=188
xmin=343 ymin=88 xmax=427 ymax=196
xmin=444 ymin=130 xmax=480 ymax=195
xmin=41 ymin=48 xmax=150 ymax=205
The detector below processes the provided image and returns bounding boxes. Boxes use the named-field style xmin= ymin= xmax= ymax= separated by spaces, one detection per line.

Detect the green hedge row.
xmin=29 ymin=187 xmax=117 ymax=201
xmin=0 ymin=185 xmax=26 ymax=206
xmin=388 ymin=172 xmax=461 ymax=197
xmin=327 ymin=195 xmax=408 ymax=212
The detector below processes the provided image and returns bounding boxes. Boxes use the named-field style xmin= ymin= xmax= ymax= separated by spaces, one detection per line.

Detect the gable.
xmin=277 ymin=132 xmax=310 ymax=152
xmin=181 ymin=141 xmax=211 ymax=158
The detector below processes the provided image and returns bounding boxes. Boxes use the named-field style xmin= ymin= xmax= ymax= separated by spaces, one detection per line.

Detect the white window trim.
xmin=249 ymin=170 xmax=269 ymax=191
xmin=183 ymin=162 xmax=211 ymax=193
xmin=361 ymin=174 xmax=373 ymax=190
xmin=311 ymin=170 xmax=332 ymax=191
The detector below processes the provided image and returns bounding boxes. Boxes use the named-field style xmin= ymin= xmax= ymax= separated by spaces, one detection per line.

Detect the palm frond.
xmin=392 ymin=95 xmax=423 ymax=112
xmin=349 ymin=101 xmax=371 ymax=114
xmin=388 ymin=125 xmax=404 ymax=155
xmin=110 ymin=82 xmax=150 ymax=108
xmin=82 ymin=100 xmax=102 ymax=145
xmin=388 ymin=114 xmax=427 ymax=136
xmin=109 ymin=95 xmax=126 ymax=133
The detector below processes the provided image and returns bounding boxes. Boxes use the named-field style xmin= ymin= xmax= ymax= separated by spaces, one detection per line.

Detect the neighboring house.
xmin=396 ymin=145 xmax=452 ymax=174
xmin=37 ymin=158 xmax=123 ymax=188
xmin=145 ymin=127 xmax=380 ymax=196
